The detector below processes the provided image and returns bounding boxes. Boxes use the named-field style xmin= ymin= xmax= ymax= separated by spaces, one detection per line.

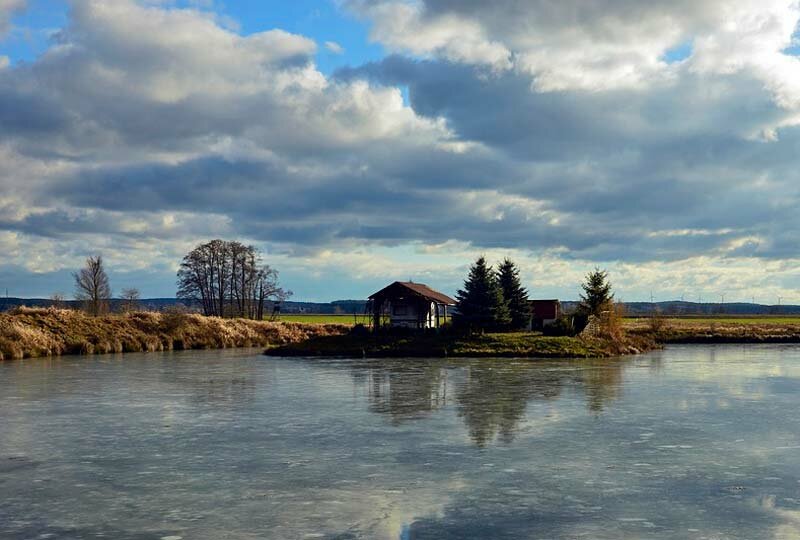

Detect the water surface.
xmin=2 ymin=345 xmax=800 ymax=539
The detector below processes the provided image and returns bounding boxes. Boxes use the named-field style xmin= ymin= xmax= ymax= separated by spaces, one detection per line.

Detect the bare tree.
xmin=49 ymin=292 xmax=66 ymax=308
xmin=120 ymin=287 xmax=140 ymax=313
xmin=73 ymin=255 xmax=111 ymax=317
xmin=177 ymin=239 xmax=290 ymax=319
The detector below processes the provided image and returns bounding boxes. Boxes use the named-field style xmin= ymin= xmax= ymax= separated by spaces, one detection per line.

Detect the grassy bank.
xmin=0 ymin=307 xmax=349 ymax=361
xmin=265 ymin=330 xmax=657 ymax=359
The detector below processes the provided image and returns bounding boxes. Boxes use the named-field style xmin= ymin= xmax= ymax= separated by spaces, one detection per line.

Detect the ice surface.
xmin=1 ymin=345 xmax=800 ymax=539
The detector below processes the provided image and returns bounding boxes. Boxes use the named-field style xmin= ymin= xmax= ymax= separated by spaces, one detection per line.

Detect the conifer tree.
xmin=579 ymin=268 xmax=614 ymax=316
xmin=497 ymin=258 xmax=531 ymax=330
xmin=454 ymin=256 xmax=511 ymax=332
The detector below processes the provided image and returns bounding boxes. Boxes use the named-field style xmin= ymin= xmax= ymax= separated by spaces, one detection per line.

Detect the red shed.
xmin=530 ymin=299 xmax=561 ymax=330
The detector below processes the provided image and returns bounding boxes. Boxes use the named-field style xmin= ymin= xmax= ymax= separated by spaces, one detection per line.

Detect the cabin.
xmin=369 ymin=281 xmax=456 ymax=330
xmin=530 ymin=299 xmax=561 ymax=330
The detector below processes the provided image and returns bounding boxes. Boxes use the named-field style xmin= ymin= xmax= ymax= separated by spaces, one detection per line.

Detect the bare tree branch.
xmin=73 ymin=255 xmax=111 ymax=317
xmin=177 ymin=240 xmax=290 ymax=319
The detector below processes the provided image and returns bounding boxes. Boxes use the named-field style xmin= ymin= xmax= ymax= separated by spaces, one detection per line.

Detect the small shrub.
xmin=596 ymin=301 xmax=626 ymax=343
xmin=648 ymin=310 xmax=666 ymax=334
xmin=543 ymin=316 xmax=576 ymax=337
xmin=349 ymin=323 xmax=370 ymax=337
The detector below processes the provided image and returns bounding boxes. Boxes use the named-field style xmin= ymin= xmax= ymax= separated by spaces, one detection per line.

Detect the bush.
xmin=349 ymin=323 xmax=370 ymax=337
xmin=648 ymin=310 xmax=666 ymax=334
xmin=543 ymin=316 xmax=577 ymax=337
xmin=597 ymin=301 xmax=626 ymax=343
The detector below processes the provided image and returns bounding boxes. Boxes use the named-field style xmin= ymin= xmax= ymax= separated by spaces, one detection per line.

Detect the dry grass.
xmin=0 ymin=307 xmax=349 ymax=361
xmin=625 ymin=317 xmax=800 ymax=343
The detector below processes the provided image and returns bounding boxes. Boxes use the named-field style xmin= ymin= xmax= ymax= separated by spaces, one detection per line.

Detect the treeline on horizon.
xmin=3 ymin=296 xmax=799 ymax=317
xmin=2 ymin=237 xmax=799 ymax=317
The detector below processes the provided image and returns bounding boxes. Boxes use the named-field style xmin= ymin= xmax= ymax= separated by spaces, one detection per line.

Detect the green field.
xmin=273 ymin=314 xmax=361 ymax=324
xmin=626 ymin=316 xmax=800 ymax=326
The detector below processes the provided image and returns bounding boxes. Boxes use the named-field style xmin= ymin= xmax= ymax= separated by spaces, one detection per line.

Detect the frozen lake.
xmin=2 ymin=345 xmax=800 ymax=539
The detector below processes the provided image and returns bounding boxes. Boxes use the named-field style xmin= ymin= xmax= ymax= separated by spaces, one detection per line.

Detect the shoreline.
xmin=0 ymin=307 xmax=349 ymax=361
xmin=264 ymin=331 xmax=659 ymax=359
xmin=6 ymin=308 xmax=800 ymax=361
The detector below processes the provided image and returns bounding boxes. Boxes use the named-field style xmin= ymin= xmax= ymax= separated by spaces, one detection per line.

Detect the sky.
xmin=2 ymin=1 xmax=800 ymax=303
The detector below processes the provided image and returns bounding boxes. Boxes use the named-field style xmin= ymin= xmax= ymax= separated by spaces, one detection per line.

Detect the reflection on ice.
xmin=2 ymin=345 xmax=800 ymax=539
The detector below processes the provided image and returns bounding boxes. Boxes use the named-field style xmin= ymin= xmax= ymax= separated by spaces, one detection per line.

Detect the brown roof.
xmin=369 ymin=281 xmax=456 ymax=305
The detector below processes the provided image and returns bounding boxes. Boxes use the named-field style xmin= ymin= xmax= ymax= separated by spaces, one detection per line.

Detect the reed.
xmin=0 ymin=307 xmax=349 ymax=360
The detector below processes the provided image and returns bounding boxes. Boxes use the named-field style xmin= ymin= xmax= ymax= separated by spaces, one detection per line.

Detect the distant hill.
xmin=0 ymin=297 xmax=370 ymax=314
xmin=562 ymin=300 xmax=800 ymax=316
xmin=3 ymin=297 xmax=799 ymax=316
xmin=0 ymin=297 xmax=185 ymax=312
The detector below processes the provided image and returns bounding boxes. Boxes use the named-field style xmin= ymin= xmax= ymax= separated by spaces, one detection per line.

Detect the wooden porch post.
xmin=372 ymin=297 xmax=382 ymax=330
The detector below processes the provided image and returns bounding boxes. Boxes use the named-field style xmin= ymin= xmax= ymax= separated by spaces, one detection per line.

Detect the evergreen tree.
xmin=579 ymin=268 xmax=614 ymax=316
xmin=454 ymin=257 xmax=511 ymax=332
xmin=497 ymin=258 xmax=531 ymax=330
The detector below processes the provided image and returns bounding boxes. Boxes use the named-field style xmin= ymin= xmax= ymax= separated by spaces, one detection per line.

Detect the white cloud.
xmin=348 ymin=0 xmax=800 ymax=105
xmin=349 ymin=0 xmax=511 ymax=70
xmin=325 ymin=40 xmax=345 ymax=54
xmin=0 ymin=0 xmax=24 ymax=38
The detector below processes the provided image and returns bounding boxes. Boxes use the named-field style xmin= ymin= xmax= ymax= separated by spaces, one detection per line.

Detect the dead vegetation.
xmin=0 ymin=307 xmax=349 ymax=361
xmin=625 ymin=317 xmax=800 ymax=343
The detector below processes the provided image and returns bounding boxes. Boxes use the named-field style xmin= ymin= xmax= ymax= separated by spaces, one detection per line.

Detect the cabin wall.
xmin=388 ymin=300 xmax=422 ymax=328
xmin=388 ymin=300 xmax=440 ymax=329
xmin=530 ymin=301 xmax=561 ymax=331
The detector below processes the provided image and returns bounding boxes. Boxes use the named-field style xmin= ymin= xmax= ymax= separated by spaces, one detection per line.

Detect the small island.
xmin=268 ymin=258 xmax=658 ymax=358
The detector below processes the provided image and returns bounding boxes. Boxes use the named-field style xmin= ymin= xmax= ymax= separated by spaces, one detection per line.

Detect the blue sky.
xmin=2 ymin=1 xmax=800 ymax=303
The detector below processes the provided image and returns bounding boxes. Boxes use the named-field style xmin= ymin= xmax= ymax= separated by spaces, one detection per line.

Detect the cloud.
xmin=347 ymin=0 xmax=511 ymax=70
xmin=347 ymin=0 xmax=800 ymax=101
xmin=2 ymin=0 xmax=800 ymax=299
xmin=324 ymin=40 xmax=344 ymax=54
xmin=335 ymin=55 xmax=800 ymax=261
xmin=0 ymin=0 xmax=24 ymax=39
